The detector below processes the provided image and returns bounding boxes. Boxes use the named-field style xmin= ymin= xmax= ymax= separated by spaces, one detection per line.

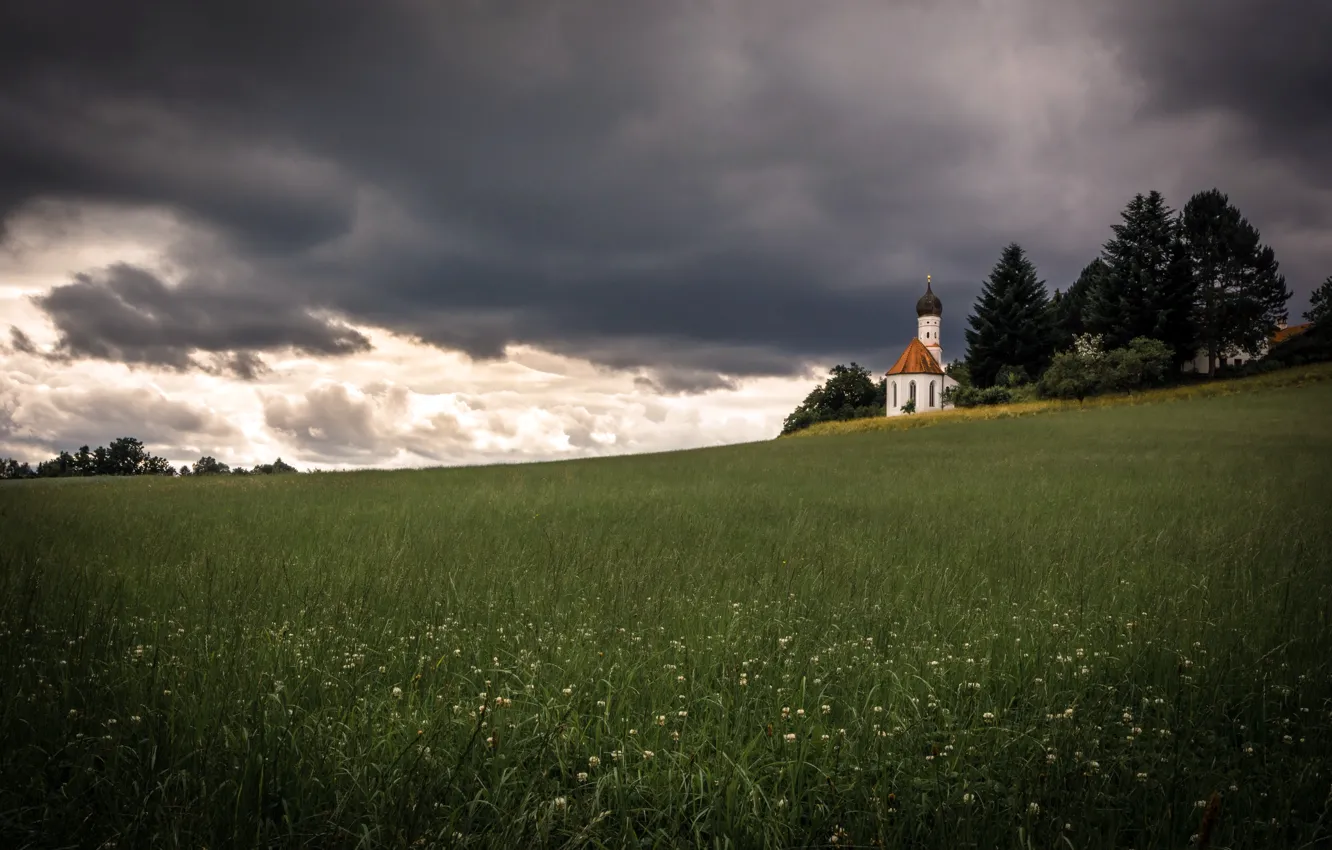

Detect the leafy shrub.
xmin=1038 ymin=335 xmax=1172 ymax=401
xmin=945 ymin=385 xmax=1014 ymax=408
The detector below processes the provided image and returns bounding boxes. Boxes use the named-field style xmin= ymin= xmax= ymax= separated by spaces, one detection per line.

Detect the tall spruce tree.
xmin=1179 ymin=188 xmax=1291 ymax=374
xmin=1049 ymin=258 xmax=1105 ymax=352
xmin=964 ymin=243 xmax=1055 ymax=388
xmin=1085 ymin=191 xmax=1196 ymax=364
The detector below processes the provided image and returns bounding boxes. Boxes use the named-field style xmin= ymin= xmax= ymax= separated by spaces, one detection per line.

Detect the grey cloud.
xmin=7 ymin=326 xmax=37 ymax=355
xmin=0 ymin=378 xmax=238 ymax=460
xmin=1099 ymin=0 xmax=1332 ymax=177
xmin=262 ymin=383 xmax=475 ymax=464
xmin=33 ymin=263 xmax=370 ymax=376
xmin=2 ymin=0 xmax=1329 ymax=382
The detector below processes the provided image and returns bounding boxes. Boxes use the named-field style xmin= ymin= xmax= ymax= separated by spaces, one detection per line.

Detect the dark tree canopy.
xmin=1304 ymin=275 xmax=1332 ymax=326
xmin=781 ymin=363 xmax=886 ymax=435
xmin=1179 ymin=188 xmax=1290 ymax=375
xmin=963 ymin=243 xmax=1055 ymax=388
xmin=1085 ymin=191 xmax=1196 ymax=364
xmin=1049 ymin=258 xmax=1104 ymax=353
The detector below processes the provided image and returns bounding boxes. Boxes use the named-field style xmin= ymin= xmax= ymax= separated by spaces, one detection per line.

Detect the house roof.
xmin=1273 ymin=323 xmax=1312 ymax=345
xmin=886 ymin=338 xmax=944 ymax=376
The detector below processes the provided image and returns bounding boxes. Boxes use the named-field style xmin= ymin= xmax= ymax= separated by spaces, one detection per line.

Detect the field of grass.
xmin=3 ymin=379 xmax=1332 ymax=849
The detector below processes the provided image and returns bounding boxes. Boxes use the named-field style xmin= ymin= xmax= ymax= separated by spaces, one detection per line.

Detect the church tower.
xmin=916 ymin=275 xmax=944 ymax=369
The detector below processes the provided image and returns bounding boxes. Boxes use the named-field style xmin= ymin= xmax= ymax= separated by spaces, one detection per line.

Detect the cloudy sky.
xmin=2 ymin=0 xmax=1328 ymax=470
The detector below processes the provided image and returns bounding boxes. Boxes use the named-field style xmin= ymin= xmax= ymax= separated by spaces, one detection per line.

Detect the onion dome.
xmin=916 ymin=277 xmax=942 ymax=317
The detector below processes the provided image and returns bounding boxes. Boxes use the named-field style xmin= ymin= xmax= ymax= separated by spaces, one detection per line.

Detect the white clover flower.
xmin=982 ymin=712 xmax=995 ymax=722
xmin=392 ymin=687 xmax=403 ymax=699
xmin=962 ymin=792 xmax=974 ymax=804
xmin=1028 ymin=802 xmax=1040 ymax=815
xmin=576 ymin=772 xmax=588 ymax=782
xmin=784 ymin=733 xmax=797 ymax=743
xmin=553 ymin=796 xmax=567 ymax=810
xmin=821 ymin=704 xmax=831 ymax=715
xmin=588 ymin=755 xmax=601 ymax=769
xmin=642 ymin=750 xmax=654 ymax=760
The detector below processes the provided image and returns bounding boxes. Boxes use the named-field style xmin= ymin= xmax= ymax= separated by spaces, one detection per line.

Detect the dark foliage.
xmin=1179 ymin=188 xmax=1291 ymax=375
xmin=964 ymin=244 xmax=1055 ymax=388
xmin=1085 ymin=191 xmax=1196 ymax=365
xmin=782 ymin=363 xmax=887 ymax=435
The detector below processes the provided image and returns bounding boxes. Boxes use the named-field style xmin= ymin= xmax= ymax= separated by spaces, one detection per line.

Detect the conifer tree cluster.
xmin=965 ymin=186 xmax=1294 ymax=386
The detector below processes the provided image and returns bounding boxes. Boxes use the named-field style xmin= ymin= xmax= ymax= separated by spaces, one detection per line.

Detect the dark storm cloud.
xmin=2 ymin=0 xmax=1328 ymax=382
xmin=33 ymin=263 xmax=371 ymax=377
xmin=1099 ymin=0 xmax=1332 ymax=180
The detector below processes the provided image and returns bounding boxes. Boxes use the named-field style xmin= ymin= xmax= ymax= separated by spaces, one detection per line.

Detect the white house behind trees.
xmin=885 ymin=277 xmax=959 ymax=417
xmin=1180 ymin=320 xmax=1311 ymax=373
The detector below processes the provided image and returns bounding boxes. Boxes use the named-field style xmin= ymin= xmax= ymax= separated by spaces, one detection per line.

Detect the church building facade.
xmin=885 ymin=277 xmax=959 ymax=417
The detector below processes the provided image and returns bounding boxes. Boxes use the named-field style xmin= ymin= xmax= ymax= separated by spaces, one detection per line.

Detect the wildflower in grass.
xmin=1136 ymin=772 xmax=1148 ymax=782
xmin=576 ymin=772 xmax=588 ymax=782
xmin=130 ymin=715 xmax=141 ymax=723
xmin=657 ymin=715 xmax=666 ymax=726
xmin=642 ymin=750 xmax=654 ymax=760
xmin=821 ymin=704 xmax=831 ymax=715
xmin=784 ymin=733 xmax=796 ymax=743
xmin=392 ymin=686 xmax=403 ymax=699
xmin=796 ymin=708 xmax=805 ymax=718
xmin=963 ymin=792 xmax=974 ymax=804
xmin=1028 ymin=802 xmax=1040 ymax=815
xmin=671 ymin=730 xmax=680 ymax=741
xmin=821 ymin=734 xmax=830 ymax=742
xmin=562 ymin=687 xmax=573 ymax=696
xmin=553 ymin=796 xmax=567 ymax=810
xmin=983 ymin=712 xmax=995 ymax=722
xmin=68 ymin=709 xmax=78 ymax=719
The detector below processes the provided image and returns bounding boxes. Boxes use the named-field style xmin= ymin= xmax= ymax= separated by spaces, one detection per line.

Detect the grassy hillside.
xmin=3 ymin=381 xmax=1331 ymax=848
xmin=791 ymin=361 xmax=1332 ymax=439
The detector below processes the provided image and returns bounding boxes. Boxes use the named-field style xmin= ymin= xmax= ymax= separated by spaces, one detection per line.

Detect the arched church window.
xmin=909 ymin=380 xmax=916 ymax=403
xmin=892 ymin=382 xmax=897 ymax=408
xmin=929 ymin=381 xmax=935 ymax=407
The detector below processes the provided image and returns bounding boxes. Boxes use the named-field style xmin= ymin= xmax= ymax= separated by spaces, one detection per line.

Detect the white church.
xmin=885 ymin=276 xmax=959 ymax=417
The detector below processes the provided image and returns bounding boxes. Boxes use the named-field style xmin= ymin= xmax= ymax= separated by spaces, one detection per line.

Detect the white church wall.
xmin=886 ymin=375 xmax=952 ymax=417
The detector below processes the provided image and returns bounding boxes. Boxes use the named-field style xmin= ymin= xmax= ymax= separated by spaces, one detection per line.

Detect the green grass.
xmin=3 ymin=381 xmax=1332 ymax=849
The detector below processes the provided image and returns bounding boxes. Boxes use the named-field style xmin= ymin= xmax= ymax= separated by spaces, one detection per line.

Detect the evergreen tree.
xmin=964 ymin=243 xmax=1055 ymax=388
xmin=1085 ymin=191 xmax=1196 ymax=364
xmin=1304 ymin=275 xmax=1332 ymax=326
xmin=1049 ymin=258 xmax=1105 ymax=352
xmin=1179 ymin=188 xmax=1291 ymax=375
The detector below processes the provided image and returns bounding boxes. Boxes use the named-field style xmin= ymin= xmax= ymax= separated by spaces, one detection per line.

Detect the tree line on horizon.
xmin=784 ymin=187 xmax=1332 ymax=434
xmin=0 ymin=436 xmax=298 ymax=480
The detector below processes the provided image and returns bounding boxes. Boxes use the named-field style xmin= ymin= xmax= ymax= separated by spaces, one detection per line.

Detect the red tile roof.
xmin=886 ymin=338 xmax=943 ymax=376
xmin=1273 ymin=323 xmax=1311 ymax=345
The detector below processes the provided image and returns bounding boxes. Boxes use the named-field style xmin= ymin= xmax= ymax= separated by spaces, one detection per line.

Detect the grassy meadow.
xmin=3 ymin=379 xmax=1332 ymax=848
